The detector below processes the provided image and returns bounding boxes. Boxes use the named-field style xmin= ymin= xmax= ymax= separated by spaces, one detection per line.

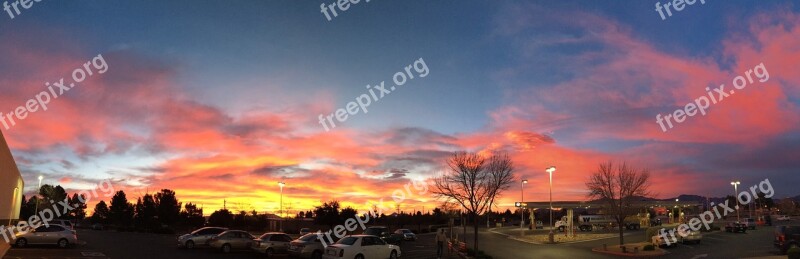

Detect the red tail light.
xmin=779 ymin=234 xmax=786 ymax=242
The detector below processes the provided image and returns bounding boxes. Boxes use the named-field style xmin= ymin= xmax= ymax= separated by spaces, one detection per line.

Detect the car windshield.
xmin=299 ymin=234 xmax=318 ymax=242
xmin=402 ymin=230 xmax=412 ymax=233
xmin=301 ymin=228 xmax=310 ymax=231
xmin=258 ymin=234 xmax=272 ymax=240
xmin=336 ymin=237 xmax=358 ymax=245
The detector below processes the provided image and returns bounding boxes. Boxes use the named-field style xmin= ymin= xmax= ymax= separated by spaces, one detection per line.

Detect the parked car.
xmin=363 ymin=226 xmax=403 ymax=245
xmin=300 ymin=228 xmax=312 ymax=236
xmin=209 ymin=230 xmax=256 ymax=253
xmin=251 ymin=232 xmax=293 ymax=257
xmin=289 ymin=233 xmax=327 ymax=259
xmin=12 ymin=224 xmax=77 ymax=248
xmin=394 ymin=229 xmax=417 ymax=241
xmin=322 ymin=235 xmax=401 ymax=259
xmin=777 ymin=215 xmax=792 ymax=221
xmin=743 ymin=218 xmax=757 ymax=230
xmin=177 ymin=227 xmax=228 ymax=249
xmin=678 ymin=229 xmax=703 ymax=244
xmin=775 ymin=225 xmax=800 ymax=254
xmin=91 ymin=223 xmax=105 ymax=230
xmin=725 ymin=222 xmax=747 ymax=233
xmin=651 ymin=228 xmax=677 ymax=248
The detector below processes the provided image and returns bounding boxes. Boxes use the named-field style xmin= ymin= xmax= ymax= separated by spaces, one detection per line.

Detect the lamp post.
xmin=731 ymin=181 xmax=741 ymax=222
xmin=546 ymin=166 xmax=556 ymax=234
xmin=278 ymin=181 xmax=285 ymax=231
xmin=520 ymin=179 xmax=527 ymax=229
xmin=34 ymin=175 xmax=43 ymax=214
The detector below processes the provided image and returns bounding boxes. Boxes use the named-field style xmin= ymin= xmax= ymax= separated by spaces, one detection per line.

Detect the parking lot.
xmin=4 ymin=229 xmax=439 ymax=259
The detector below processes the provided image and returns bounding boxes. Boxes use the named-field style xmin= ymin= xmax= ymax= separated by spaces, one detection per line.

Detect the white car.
xmin=677 ymin=230 xmax=702 ymax=244
xmin=12 ymin=224 xmax=77 ymax=248
xmin=177 ymin=227 xmax=228 ymax=249
xmin=778 ymin=215 xmax=791 ymax=221
xmin=322 ymin=235 xmax=401 ymax=259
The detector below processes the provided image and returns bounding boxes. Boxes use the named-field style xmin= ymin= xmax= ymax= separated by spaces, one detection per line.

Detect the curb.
xmin=591 ymin=247 xmax=667 ymax=257
xmin=488 ymin=227 xmax=631 ymax=245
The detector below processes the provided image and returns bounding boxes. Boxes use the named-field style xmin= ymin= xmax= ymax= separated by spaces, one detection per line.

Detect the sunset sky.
xmin=1 ymin=1 xmax=799 ymax=216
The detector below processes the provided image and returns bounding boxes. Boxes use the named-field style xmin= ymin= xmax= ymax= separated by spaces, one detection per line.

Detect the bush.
xmin=643 ymin=245 xmax=655 ymax=251
xmin=788 ymin=247 xmax=800 ymax=259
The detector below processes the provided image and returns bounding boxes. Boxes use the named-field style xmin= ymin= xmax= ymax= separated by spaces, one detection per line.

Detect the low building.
xmin=0 ymin=130 xmax=24 ymax=226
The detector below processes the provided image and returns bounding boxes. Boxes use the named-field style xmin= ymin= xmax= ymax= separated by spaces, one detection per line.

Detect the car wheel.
xmin=58 ymin=238 xmax=69 ymax=248
xmin=558 ymin=226 xmax=565 ymax=231
xmin=185 ymin=240 xmax=195 ymax=249
xmin=311 ymin=250 xmax=323 ymax=259
xmin=266 ymin=248 xmax=274 ymax=258
xmin=390 ymin=250 xmax=398 ymax=259
xmin=15 ymin=238 xmax=27 ymax=247
xmin=221 ymin=244 xmax=231 ymax=253
xmin=355 ymin=254 xmax=364 ymax=259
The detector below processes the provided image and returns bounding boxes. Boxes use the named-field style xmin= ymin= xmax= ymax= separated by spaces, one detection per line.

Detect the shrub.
xmin=643 ymin=244 xmax=655 ymax=251
xmin=788 ymin=247 xmax=800 ymax=259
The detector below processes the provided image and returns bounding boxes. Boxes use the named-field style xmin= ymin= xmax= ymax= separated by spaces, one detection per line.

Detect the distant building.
xmin=0 ymin=130 xmax=24 ymax=225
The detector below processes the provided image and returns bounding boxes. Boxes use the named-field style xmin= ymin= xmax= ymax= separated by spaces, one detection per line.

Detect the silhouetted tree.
xmin=314 ymin=200 xmax=341 ymax=229
xmin=586 ymin=161 xmax=652 ymax=246
xmin=181 ymin=203 xmax=205 ymax=228
xmin=69 ymin=193 xmax=87 ymax=220
xmin=109 ymin=191 xmax=134 ymax=227
xmin=155 ymin=189 xmax=181 ymax=226
xmin=209 ymin=209 xmax=233 ymax=227
xmin=91 ymin=201 xmax=110 ymax=224
xmin=134 ymin=194 xmax=158 ymax=230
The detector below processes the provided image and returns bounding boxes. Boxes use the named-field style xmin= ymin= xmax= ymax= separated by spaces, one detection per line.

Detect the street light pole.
xmin=546 ymin=166 xmax=556 ymax=234
xmin=34 ymin=175 xmax=43 ymax=214
xmin=731 ymin=181 xmax=741 ymax=222
xmin=278 ymin=181 xmax=285 ymax=231
xmin=520 ymin=179 xmax=527 ymax=229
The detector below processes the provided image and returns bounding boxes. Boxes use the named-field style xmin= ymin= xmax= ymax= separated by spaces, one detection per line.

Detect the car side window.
xmin=375 ymin=237 xmax=386 ymax=246
xmin=47 ymin=226 xmax=64 ymax=232
xmin=273 ymin=235 xmax=291 ymax=242
xmin=211 ymin=229 xmax=224 ymax=234
xmin=361 ymin=237 xmax=372 ymax=246
xmin=34 ymin=226 xmax=48 ymax=232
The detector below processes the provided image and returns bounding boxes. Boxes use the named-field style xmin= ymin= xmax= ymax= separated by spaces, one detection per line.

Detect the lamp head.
xmin=546 ymin=166 xmax=556 ymax=173
xmin=38 ymin=175 xmax=43 ymax=181
xmin=522 ymin=179 xmax=528 ymax=184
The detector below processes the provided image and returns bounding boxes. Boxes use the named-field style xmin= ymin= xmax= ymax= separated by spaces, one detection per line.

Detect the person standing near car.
xmin=436 ymin=228 xmax=447 ymax=259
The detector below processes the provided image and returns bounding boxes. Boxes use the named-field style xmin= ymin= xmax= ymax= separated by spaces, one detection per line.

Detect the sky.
xmin=1 ymin=0 xmax=799 ymax=216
